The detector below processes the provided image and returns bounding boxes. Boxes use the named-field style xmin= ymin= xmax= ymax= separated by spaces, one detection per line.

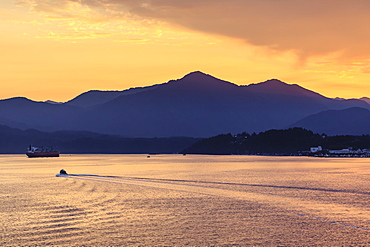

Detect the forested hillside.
xmin=182 ymin=128 xmax=370 ymax=155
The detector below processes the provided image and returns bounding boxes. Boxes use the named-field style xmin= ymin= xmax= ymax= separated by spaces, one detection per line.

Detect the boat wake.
xmin=56 ymin=173 xmax=370 ymax=232
xmin=56 ymin=174 xmax=370 ymax=196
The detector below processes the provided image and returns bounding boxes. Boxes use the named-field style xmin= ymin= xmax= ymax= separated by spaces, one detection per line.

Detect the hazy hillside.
xmin=0 ymin=125 xmax=198 ymax=154
xmin=290 ymin=107 xmax=370 ymax=135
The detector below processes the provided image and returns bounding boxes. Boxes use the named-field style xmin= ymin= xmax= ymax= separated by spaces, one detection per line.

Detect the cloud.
xmin=36 ymin=30 xmax=113 ymax=40
xmin=18 ymin=0 xmax=370 ymax=60
xmin=17 ymin=0 xmax=79 ymax=15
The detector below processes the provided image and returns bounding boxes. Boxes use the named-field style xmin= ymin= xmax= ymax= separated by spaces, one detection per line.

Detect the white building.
xmin=329 ymin=148 xmax=350 ymax=154
xmin=310 ymin=146 xmax=322 ymax=153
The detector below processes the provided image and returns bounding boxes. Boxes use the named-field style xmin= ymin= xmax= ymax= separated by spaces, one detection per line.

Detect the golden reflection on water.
xmin=1 ymin=154 xmax=370 ymax=246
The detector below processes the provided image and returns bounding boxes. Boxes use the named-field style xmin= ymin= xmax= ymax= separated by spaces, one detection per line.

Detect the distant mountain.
xmin=245 ymin=79 xmax=369 ymax=112
xmin=360 ymin=97 xmax=370 ymax=105
xmin=290 ymin=107 xmax=370 ymax=135
xmin=0 ymin=97 xmax=83 ymax=131
xmin=245 ymin=79 xmax=323 ymax=97
xmin=79 ymin=71 xmax=265 ymax=137
xmin=0 ymin=124 xmax=198 ymax=154
xmin=0 ymin=71 xmax=369 ymax=137
xmin=75 ymin=72 xmax=369 ymax=137
xmin=65 ymin=84 xmax=161 ymax=108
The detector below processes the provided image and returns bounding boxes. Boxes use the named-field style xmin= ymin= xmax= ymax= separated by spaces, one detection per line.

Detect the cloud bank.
xmin=20 ymin=0 xmax=370 ymax=59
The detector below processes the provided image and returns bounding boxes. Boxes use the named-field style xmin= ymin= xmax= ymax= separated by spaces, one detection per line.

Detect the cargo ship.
xmin=26 ymin=145 xmax=60 ymax=158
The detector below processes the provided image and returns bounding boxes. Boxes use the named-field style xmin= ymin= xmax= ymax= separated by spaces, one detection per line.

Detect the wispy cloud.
xmin=20 ymin=0 xmax=370 ymax=61
xmin=36 ymin=30 xmax=113 ymax=40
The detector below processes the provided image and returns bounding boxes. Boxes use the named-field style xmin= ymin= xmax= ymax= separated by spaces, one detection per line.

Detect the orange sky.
xmin=1 ymin=0 xmax=370 ymax=102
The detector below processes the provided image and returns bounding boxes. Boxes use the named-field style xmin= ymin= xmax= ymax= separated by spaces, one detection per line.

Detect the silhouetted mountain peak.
xmin=3 ymin=97 xmax=31 ymax=102
xmin=166 ymin=71 xmax=237 ymax=91
xmin=249 ymin=79 xmax=295 ymax=90
xmin=263 ymin=78 xmax=286 ymax=84
xmin=245 ymin=78 xmax=325 ymax=99
xmin=181 ymin=71 xmax=214 ymax=80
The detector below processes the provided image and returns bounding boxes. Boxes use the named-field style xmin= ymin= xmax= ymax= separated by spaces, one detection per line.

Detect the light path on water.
xmin=3 ymin=154 xmax=370 ymax=246
xmin=57 ymin=172 xmax=370 ymax=232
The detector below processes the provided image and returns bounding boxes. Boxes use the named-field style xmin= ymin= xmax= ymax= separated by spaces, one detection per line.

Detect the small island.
xmin=181 ymin=127 xmax=370 ymax=157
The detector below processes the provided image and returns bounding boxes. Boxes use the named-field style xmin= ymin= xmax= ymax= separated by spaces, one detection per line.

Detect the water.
xmin=1 ymin=154 xmax=370 ymax=246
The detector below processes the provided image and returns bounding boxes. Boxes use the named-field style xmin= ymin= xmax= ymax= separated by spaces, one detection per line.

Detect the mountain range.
xmin=0 ymin=71 xmax=369 ymax=138
xmin=0 ymin=124 xmax=198 ymax=154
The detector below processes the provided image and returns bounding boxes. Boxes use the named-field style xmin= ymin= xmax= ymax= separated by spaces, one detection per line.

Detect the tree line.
xmin=181 ymin=128 xmax=370 ymax=155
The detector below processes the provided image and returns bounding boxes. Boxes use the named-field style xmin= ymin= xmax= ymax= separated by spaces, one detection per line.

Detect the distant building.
xmin=310 ymin=146 xmax=322 ymax=153
xmin=329 ymin=148 xmax=350 ymax=154
xmin=309 ymin=146 xmax=370 ymax=157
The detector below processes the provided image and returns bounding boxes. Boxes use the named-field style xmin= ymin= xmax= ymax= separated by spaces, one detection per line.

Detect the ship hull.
xmin=26 ymin=152 xmax=60 ymax=158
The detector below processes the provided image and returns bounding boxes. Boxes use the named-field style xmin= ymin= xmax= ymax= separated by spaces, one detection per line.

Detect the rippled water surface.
xmin=2 ymin=154 xmax=370 ymax=246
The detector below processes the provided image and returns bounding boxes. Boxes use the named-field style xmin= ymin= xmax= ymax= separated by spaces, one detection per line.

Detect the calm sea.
xmin=1 ymin=154 xmax=370 ymax=246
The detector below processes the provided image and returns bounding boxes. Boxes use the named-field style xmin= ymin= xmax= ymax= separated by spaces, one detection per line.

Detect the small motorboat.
xmin=56 ymin=169 xmax=68 ymax=177
xmin=60 ymin=169 xmax=67 ymax=175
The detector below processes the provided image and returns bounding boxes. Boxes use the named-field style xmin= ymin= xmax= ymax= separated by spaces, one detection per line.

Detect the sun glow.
xmin=1 ymin=0 xmax=370 ymax=101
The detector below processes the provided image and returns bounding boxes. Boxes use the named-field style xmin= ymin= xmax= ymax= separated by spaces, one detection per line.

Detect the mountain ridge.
xmin=290 ymin=107 xmax=370 ymax=135
xmin=0 ymin=124 xmax=198 ymax=154
xmin=0 ymin=71 xmax=369 ymax=137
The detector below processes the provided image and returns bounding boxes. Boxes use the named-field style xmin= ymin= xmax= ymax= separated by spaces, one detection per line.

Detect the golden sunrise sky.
xmin=1 ymin=0 xmax=370 ymax=102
